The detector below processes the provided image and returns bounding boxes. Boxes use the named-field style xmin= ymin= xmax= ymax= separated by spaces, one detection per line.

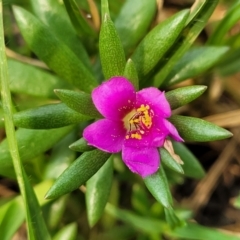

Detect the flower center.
xmin=123 ymin=104 xmax=154 ymax=140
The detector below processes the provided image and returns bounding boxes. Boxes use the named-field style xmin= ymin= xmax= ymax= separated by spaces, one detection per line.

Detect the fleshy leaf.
xmin=166 ymin=85 xmax=207 ymax=110
xmin=115 ymin=0 xmax=156 ymax=55
xmin=99 ymin=0 xmax=125 ymax=79
xmin=164 ymin=207 xmax=185 ymax=228
xmin=13 ymin=103 xmax=91 ymax=129
xmin=13 ymin=6 xmax=97 ymax=93
xmin=52 ymin=222 xmax=78 ymax=240
xmin=44 ymin=131 xmax=77 ymax=179
xmin=29 ymin=0 xmax=93 ymax=71
xmin=86 ymin=156 xmax=113 ymax=227
xmin=123 ymin=59 xmax=139 ymax=90
xmin=0 ymin=126 xmax=73 ymax=178
xmin=45 ymin=150 xmax=111 ymax=199
xmin=169 ymin=115 xmax=233 ymax=142
xmin=63 ymin=0 xmax=97 ymax=38
xmin=172 ymin=141 xmax=205 ymax=179
xmin=208 ymin=1 xmax=240 ymax=45
xmin=8 ymin=59 xmax=72 ymax=98
xmin=131 ymin=9 xmax=189 ymax=80
xmin=154 ymin=0 xmax=219 ymax=87
xmin=0 ymin=201 xmax=25 ymax=240
xmin=105 ymin=203 xmax=167 ymax=234
xmin=160 ymin=148 xmax=184 ymax=174
xmin=69 ymin=137 xmax=95 ymax=152
xmin=164 ymin=46 xmax=229 ymax=86
xmin=144 ymin=167 xmax=173 ymax=208
xmin=54 ymin=89 xmax=102 ymax=118
xmin=167 ymin=222 xmax=240 ymax=240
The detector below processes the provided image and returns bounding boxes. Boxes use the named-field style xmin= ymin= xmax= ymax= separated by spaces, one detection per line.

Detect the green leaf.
xmin=131 ymin=184 xmax=151 ymax=215
xmin=164 ymin=46 xmax=229 ymax=86
xmin=44 ymin=131 xmax=77 ymax=179
xmin=131 ymin=9 xmax=189 ymax=80
xmin=115 ymin=0 xmax=156 ymax=54
xmin=208 ymin=0 xmax=240 ymax=45
xmin=172 ymin=141 xmax=205 ymax=179
xmin=160 ymin=148 xmax=184 ymax=174
xmin=63 ymin=0 xmax=97 ymax=38
xmin=144 ymin=167 xmax=173 ymax=208
xmin=105 ymin=203 xmax=167 ymax=234
xmin=0 ymin=4 xmax=51 ymax=239
xmin=169 ymin=115 xmax=233 ymax=142
xmin=217 ymin=48 xmax=240 ymax=76
xmin=167 ymin=222 xmax=240 ymax=240
xmin=47 ymin=196 xmax=69 ymax=229
xmin=123 ymin=59 xmax=139 ymax=90
xmin=29 ymin=0 xmax=93 ymax=71
xmin=13 ymin=103 xmax=91 ymax=129
xmin=53 ymin=222 xmax=78 ymax=240
xmin=8 ymin=59 xmax=72 ymax=98
xmin=13 ymin=5 xmax=97 ymax=93
xmin=54 ymin=89 xmax=102 ymax=118
xmin=164 ymin=207 xmax=185 ymax=228
xmin=45 ymin=150 xmax=111 ymax=199
xmin=166 ymin=85 xmax=207 ymax=110
xmin=99 ymin=0 xmax=126 ymax=79
xmin=154 ymin=0 xmax=219 ymax=87
xmin=69 ymin=137 xmax=95 ymax=152
xmin=86 ymin=156 xmax=113 ymax=227
xmin=0 ymin=200 xmax=25 ymax=240
xmin=0 ymin=180 xmax=53 ymax=240
xmin=22 ymin=170 xmax=51 ymax=240
xmin=0 ymin=126 xmax=73 ymax=178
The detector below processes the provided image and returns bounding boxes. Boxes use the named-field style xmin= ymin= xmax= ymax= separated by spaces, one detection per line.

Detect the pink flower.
xmin=83 ymin=77 xmax=183 ymax=177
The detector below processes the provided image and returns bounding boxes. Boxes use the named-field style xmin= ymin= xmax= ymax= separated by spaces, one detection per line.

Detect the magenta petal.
xmin=122 ymin=145 xmax=160 ymax=177
xmin=136 ymin=87 xmax=171 ymax=118
xmin=163 ymin=119 xmax=184 ymax=142
xmin=83 ymin=119 xmax=126 ymax=153
xmin=92 ymin=77 xmax=136 ymax=120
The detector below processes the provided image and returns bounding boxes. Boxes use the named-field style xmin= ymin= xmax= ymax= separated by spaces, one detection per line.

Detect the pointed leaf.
xmin=169 ymin=115 xmax=233 ymax=142
xmin=0 ymin=6 xmax=51 ymax=238
xmin=132 ymin=9 xmax=189 ymax=80
xmin=164 ymin=207 xmax=185 ymax=228
xmin=0 ymin=126 xmax=73 ymax=178
xmin=99 ymin=0 xmax=126 ymax=79
xmin=144 ymin=167 xmax=173 ymax=208
xmin=8 ymin=59 xmax=72 ymax=98
xmin=167 ymin=222 xmax=240 ymax=240
xmin=69 ymin=137 xmax=95 ymax=152
xmin=115 ymin=0 xmax=156 ymax=54
xmin=13 ymin=6 xmax=97 ymax=92
xmin=0 ymin=201 xmax=25 ymax=240
xmin=46 ymin=150 xmax=111 ymax=199
xmin=160 ymin=148 xmax=184 ymax=174
xmin=166 ymin=85 xmax=207 ymax=110
xmin=53 ymin=222 xmax=78 ymax=240
xmin=86 ymin=157 xmax=113 ymax=227
xmin=154 ymin=0 xmax=219 ymax=87
xmin=165 ymin=46 xmax=229 ymax=86
xmin=29 ymin=0 xmax=93 ymax=71
xmin=123 ymin=59 xmax=139 ymax=90
xmin=13 ymin=103 xmax=91 ymax=129
xmin=54 ymin=89 xmax=102 ymax=118
xmin=172 ymin=141 xmax=205 ymax=179
xmin=63 ymin=0 xmax=97 ymax=38
xmin=44 ymin=131 xmax=77 ymax=179
xmin=208 ymin=1 xmax=240 ymax=45
xmin=105 ymin=203 xmax=167 ymax=234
